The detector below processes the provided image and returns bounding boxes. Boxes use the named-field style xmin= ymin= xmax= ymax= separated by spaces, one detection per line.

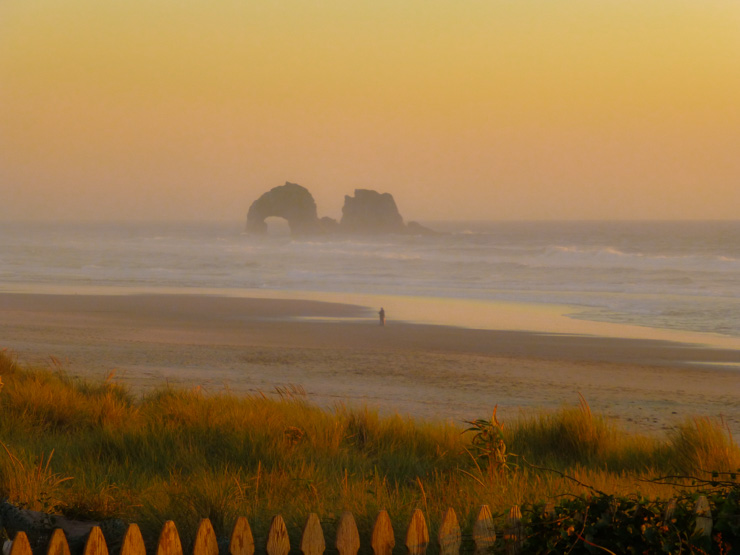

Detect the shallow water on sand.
xmin=2 ymin=219 xmax=739 ymax=345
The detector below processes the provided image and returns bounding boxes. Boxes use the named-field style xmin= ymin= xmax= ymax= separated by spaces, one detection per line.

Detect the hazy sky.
xmin=1 ymin=1 xmax=739 ymax=222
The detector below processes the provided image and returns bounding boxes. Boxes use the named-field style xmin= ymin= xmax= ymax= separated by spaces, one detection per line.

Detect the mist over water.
xmin=1 ymin=220 xmax=738 ymax=338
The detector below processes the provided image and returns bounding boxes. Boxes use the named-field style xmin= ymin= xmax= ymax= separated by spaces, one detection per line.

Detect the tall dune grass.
xmin=668 ymin=416 xmax=740 ymax=474
xmin=506 ymin=394 xmax=669 ymax=472
xmin=0 ymin=349 xmax=737 ymax=550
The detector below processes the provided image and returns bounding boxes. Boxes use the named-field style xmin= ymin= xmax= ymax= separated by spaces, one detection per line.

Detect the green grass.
xmin=1 ymin=349 xmax=738 ymax=552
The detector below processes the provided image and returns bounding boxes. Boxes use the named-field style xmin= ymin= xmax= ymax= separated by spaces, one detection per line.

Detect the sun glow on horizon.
xmin=1 ymin=1 xmax=739 ymax=222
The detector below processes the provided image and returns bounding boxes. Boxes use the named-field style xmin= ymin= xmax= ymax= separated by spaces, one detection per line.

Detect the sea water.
xmin=1 ymin=220 xmax=738 ymax=340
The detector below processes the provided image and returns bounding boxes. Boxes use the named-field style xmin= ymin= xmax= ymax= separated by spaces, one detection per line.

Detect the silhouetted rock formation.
xmin=340 ymin=189 xmax=406 ymax=234
xmin=246 ymin=182 xmax=324 ymax=235
xmin=246 ymin=182 xmax=435 ymax=236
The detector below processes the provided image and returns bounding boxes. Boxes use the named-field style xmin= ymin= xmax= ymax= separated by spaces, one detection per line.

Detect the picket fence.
xmin=5 ymin=496 xmax=717 ymax=555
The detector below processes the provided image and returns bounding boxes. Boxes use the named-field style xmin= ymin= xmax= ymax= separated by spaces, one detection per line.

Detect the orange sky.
xmin=1 ymin=1 xmax=739 ymax=222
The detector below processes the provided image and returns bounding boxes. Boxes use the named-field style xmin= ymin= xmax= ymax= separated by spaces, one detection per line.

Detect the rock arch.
xmin=246 ymin=182 xmax=323 ymax=235
xmin=246 ymin=182 xmax=435 ymax=236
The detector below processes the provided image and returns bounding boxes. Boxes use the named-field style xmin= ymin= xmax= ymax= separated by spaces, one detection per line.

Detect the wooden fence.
xmin=4 ymin=496 xmax=718 ymax=555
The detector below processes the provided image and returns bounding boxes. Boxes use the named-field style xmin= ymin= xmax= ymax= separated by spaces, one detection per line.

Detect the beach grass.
xmin=1 ymin=349 xmax=738 ymax=550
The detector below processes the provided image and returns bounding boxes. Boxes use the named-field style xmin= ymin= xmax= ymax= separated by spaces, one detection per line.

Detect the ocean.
xmin=1 ymin=219 xmax=739 ymax=341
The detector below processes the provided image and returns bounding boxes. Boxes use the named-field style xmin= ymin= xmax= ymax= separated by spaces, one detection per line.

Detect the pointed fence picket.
xmin=192 ymin=521 xmax=218 ymax=555
xmin=7 ymin=530 xmax=30 ymax=555
xmin=2 ymin=497 xmax=726 ymax=555
xmin=299 ymin=514 xmax=324 ymax=555
xmin=370 ymin=510 xmax=394 ymax=555
xmin=82 ymin=527 xmax=107 ymax=555
xmin=157 ymin=521 xmax=182 ymax=555
xmin=228 ymin=517 xmax=253 ymax=555
xmin=436 ymin=508 xmax=460 ymax=555
xmin=47 ymin=529 xmax=71 ymax=555
xmin=265 ymin=516 xmax=289 ymax=555
xmin=335 ymin=512 xmax=360 ymax=555
xmin=471 ymin=505 xmax=495 ymax=555
xmin=404 ymin=509 xmax=429 ymax=555
xmin=504 ymin=507 xmax=522 ymax=555
xmin=120 ymin=525 xmax=146 ymax=555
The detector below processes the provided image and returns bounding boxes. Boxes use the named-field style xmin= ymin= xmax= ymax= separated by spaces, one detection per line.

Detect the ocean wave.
xmin=3 ymin=220 xmax=739 ymax=338
xmin=533 ymin=244 xmax=740 ymax=272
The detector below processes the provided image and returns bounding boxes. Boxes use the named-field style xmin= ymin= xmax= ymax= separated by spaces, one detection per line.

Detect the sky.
xmin=1 ymin=1 xmax=739 ymax=223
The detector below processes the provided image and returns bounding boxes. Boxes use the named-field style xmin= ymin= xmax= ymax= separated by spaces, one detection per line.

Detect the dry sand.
xmin=1 ymin=292 xmax=738 ymax=436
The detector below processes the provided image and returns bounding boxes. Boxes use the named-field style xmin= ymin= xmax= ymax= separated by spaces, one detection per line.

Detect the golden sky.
xmin=1 ymin=1 xmax=739 ymax=222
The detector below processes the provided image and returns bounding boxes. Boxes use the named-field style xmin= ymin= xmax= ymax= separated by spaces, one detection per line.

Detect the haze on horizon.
xmin=1 ymin=1 xmax=739 ymax=224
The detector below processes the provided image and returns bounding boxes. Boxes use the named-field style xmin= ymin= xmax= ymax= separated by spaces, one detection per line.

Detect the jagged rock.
xmin=339 ymin=189 xmax=406 ymax=234
xmin=319 ymin=216 xmax=340 ymax=233
xmin=245 ymin=183 xmax=436 ymax=236
xmin=246 ymin=182 xmax=324 ymax=236
xmin=406 ymin=221 xmax=438 ymax=235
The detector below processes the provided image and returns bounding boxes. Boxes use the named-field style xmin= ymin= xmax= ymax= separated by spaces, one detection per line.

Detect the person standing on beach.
xmin=378 ymin=307 xmax=385 ymax=326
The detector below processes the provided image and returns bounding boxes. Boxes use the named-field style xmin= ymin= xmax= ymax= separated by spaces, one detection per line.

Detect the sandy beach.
xmin=1 ymin=291 xmax=739 ymax=436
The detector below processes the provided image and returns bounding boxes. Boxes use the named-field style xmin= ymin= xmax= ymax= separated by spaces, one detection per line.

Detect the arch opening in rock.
xmin=246 ymin=181 xmax=435 ymax=236
xmin=263 ymin=217 xmax=292 ymax=236
xmin=245 ymin=182 xmax=323 ymax=236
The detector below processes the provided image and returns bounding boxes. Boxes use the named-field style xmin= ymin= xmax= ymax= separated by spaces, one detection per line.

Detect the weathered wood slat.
xmin=17 ymin=496 xmax=730 ymax=555
xmin=404 ymin=509 xmax=428 ymax=555
xmin=437 ymin=508 xmax=460 ymax=555
xmin=119 ymin=524 xmax=146 ymax=555
xmin=662 ymin=498 xmax=677 ymax=526
xmin=335 ymin=512 xmax=360 ymax=555
xmin=9 ymin=532 xmax=32 ymax=555
xmin=156 ymin=521 xmax=183 ymax=555
xmin=46 ymin=529 xmax=71 ymax=555
xmin=83 ymin=527 xmax=109 ymax=555
xmin=505 ymin=506 xmax=523 ymax=555
xmin=300 ymin=513 xmax=325 ymax=555
xmin=370 ymin=510 xmax=394 ymax=555
xmin=266 ymin=515 xmax=290 ymax=555
xmin=229 ymin=517 xmax=255 ymax=555
xmin=694 ymin=495 xmax=713 ymax=537
xmin=472 ymin=505 xmax=495 ymax=555
xmin=193 ymin=519 xmax=218 ymax=555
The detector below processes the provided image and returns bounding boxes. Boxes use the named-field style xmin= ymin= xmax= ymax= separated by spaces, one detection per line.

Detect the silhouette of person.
xmin=378 ymin=307 xmax=385 ymax=326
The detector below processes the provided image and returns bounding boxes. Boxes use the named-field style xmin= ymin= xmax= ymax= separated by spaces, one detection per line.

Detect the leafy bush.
xmin=522 ymin=477 xmax=739 ymax=554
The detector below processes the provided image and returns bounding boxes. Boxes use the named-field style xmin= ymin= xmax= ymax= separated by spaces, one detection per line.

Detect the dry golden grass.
xmin=0 ymin=350 xmax=737 ymax=549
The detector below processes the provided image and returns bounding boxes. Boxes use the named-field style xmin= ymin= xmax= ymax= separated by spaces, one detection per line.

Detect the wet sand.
xmin=1 ymin=292 xmax=738 ymax=436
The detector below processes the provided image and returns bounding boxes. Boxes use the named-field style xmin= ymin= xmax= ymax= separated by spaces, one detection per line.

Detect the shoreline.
xmin=1 ymin=290 xmax=738 ymax=436
xmin=4 ymin=283 xmax=740 ymax=350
